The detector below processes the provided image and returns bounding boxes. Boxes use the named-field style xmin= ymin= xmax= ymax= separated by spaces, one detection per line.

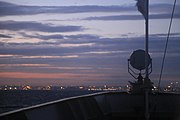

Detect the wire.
xmin=157 ymin=0 xmax=177 ymax=91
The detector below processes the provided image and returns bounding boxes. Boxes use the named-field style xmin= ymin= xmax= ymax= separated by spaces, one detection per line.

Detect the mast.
xmin=145 ymin=0 xmax=149 ymax=79
xmin=145 ymin=1 xmax=150 ymax=120
xmin=128 ymin=1 xmax=152 ymax=118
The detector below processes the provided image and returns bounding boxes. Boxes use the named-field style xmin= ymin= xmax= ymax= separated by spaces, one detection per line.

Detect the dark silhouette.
xmin=137 ymin=73 xmax=143 ymax=84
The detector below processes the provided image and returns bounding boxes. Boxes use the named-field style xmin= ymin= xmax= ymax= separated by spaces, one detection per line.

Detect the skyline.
xmin=0 ymin=0 xmax=180 ymax=86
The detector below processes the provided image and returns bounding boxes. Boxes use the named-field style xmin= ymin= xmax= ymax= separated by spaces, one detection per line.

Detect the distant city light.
xmin=0 ymin=81 xmax=179 ymax=93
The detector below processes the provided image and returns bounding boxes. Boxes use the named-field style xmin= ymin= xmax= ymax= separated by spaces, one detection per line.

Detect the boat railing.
xmin=0 ymin=91 xmax=180 ymax=120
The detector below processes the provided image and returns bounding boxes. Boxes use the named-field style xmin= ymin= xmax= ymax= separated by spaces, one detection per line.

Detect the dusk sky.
xmin=0 ymin=0 xmax=180 ymax=86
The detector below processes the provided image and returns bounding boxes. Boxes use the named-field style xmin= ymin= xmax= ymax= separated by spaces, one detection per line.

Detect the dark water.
xmin=0 ymin=90 xmax=98 ymax=114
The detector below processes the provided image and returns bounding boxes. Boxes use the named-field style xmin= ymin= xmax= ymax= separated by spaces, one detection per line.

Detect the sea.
xmin=0 ymin=90 xmax=99 ymax=114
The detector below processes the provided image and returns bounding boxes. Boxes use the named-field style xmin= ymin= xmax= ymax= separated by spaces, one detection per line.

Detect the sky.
xmin=0 ymin=0 xmax=180 ymax=86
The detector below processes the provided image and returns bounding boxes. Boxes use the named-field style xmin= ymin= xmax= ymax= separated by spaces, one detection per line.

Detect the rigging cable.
xmin=157 ymin=0 xmax=177 ymax=91
xmin=152 ymin=0 xmax=177 ymax=113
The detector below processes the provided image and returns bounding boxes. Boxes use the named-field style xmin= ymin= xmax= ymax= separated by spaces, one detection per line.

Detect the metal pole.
xmin=145 ymin=90 xmax=149 ymax=120
xmin=145 ymin=0 xmax=149 ymax=120
xmin=145 ymin=0 xmax=149 ymax=79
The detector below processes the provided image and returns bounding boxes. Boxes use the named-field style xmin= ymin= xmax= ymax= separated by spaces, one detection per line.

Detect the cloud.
xmin=0 ymin=72 xmax=80 ymax=79
xmin=58 ymin=43 xmax=95 ymax=48
xmin=0 ymin=33 xmax=180 ymax=85
xmin=20 ymin=55 xmax=79 ymax=59
xmin=65 ymin=34 xmax=99 ymax=40
xmin=0 ymin=33 xmax=180 ymax=61
xmin=84 ymin=15 xmax=141 ymax=21
xmin=1 ymin=1 xmax=180 ymax=19
xmin=0 ymin=1 xmax=135 ymax=16
xmin=20 ymin=32 xmax=64 ymax=40
xmin=0 ymin=21 xmax=83 ymax=32
xmin=0 ymin=54 xmax=79 ymax=59
xmin=150 ymin=33 xmax=180 ymax=37
xmin=0 ymin=34 xmax=12 ymax=38
xmin=1 ymin=33 xmax=180 ymax=58
xmin=0 ymin=63 xmax=92 ymax=70
xmin=80 ymin=50 xmax=128 ymax=55
xmin=0 ymin=64 xmax=50 ymax=67
xmin=150 ymin=4 xmax=180 ymax=14
xmin=20 ymin=33 xmax=99 ymax=41
xmin=83 ymin=13 xmax=180 ymax=21
xmin=0 ymin=71 xmax=113 ymax=80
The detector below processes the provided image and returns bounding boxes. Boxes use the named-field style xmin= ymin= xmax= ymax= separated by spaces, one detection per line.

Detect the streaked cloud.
xmin=0 ymin=64 xmax=50 ymax=67
xmin=84 ymin=14 xmax=180 ymax=21
xmin=20 ymin=55 xmax=79 ymax=59
xmin=1 ymin=34 xmax=180 ymax=57
xmin=19 ymin=33 xmax=100 ymax=42
xmin=81 ymin=50 xmax=127 ymax=55
xmin=0 ymin=34 xmax=12 ymax=38
xmin=0 ymin=72 xmax=79 ymax=79
xmin=0 ymin=72 xmax=113 ymax=79
xmin=58 ymin=43 xmax=95 ymax=48
xmin=0 ymin=54 xmax=16 ymax=57
xmin=44 ymin=66 xmax=92 ymax=70
xmin=1 ymin=38 xmax=42 ymax=44
xmin=65 ymin=34 xmax=99 ymax=40
xmin=1 ymin=1 xmax=179 ymax=20
xmin=0 ymin=21 xmax=83 ymax=32
xmin=0 ymin=54 xmax=79 ymax=59
xmin=0 ymin=64 xmax=92 ymax=70
xmin=0 ymin=1 xmax=135 ymax=16
xmin=19 ymin=32 xmax=64 ymax=40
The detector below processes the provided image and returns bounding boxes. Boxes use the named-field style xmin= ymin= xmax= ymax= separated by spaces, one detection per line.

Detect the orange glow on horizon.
xmin=0 ymin=64 xmax=50 ymax=67
xmin=0 ymin=72 xmax=110 ymax=80
xmin=0 ymin=72 xmax=79 ymax=79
